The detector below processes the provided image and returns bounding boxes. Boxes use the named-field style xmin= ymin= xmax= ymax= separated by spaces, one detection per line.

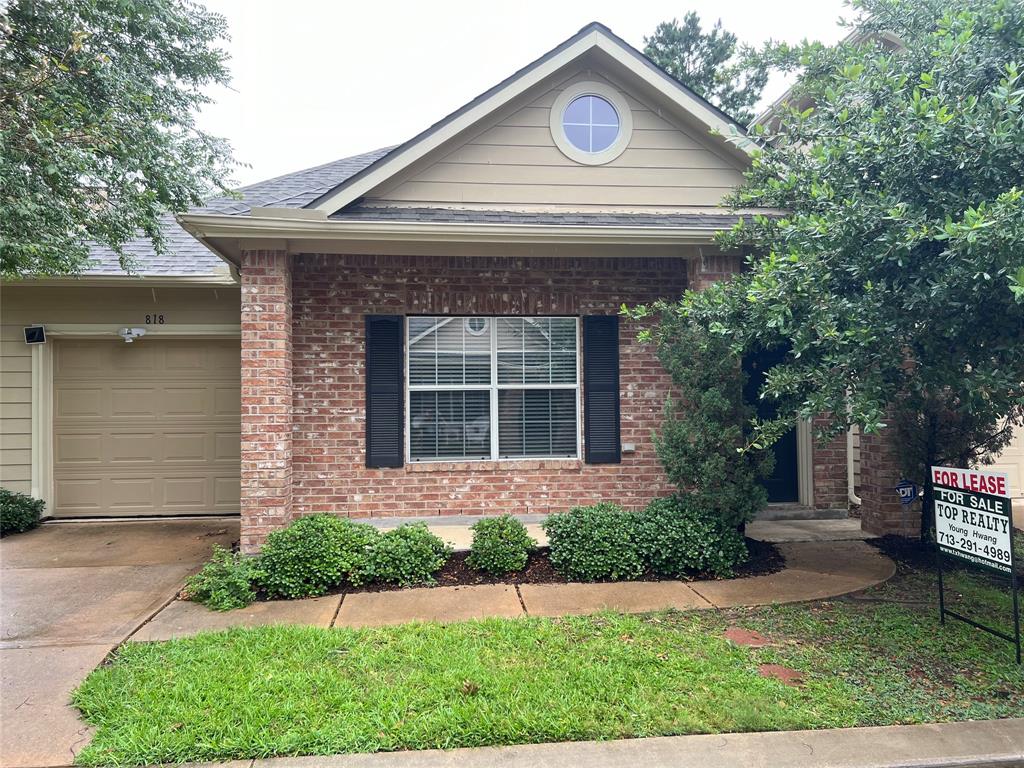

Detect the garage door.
xmin=991 ymin=426 xmax=1024 ymax=505
xmin=52 ymin=339 xmax=240 ymax=517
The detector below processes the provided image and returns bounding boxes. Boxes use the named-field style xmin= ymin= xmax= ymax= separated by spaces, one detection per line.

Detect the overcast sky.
xmin=198 ymin=0 xmax=852 ymax=186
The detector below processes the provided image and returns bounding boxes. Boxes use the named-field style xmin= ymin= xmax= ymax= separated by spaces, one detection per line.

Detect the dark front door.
xmin=743 ymin=347 xmax=800 ymax=503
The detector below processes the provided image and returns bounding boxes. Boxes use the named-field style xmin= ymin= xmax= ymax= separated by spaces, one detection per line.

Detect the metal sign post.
xmin=931 ymin=466 xmax=1021 ymax=664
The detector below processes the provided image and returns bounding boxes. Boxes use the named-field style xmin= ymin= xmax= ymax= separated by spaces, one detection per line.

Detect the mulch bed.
xmin=346 ymin=537 xmax=785 ymax=594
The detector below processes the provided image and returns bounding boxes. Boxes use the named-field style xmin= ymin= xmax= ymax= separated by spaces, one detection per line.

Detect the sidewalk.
xmin=184 ymin=719 xmax=1024 ymax=768
xmin=130 ymin=539 xmax=896 ymax=639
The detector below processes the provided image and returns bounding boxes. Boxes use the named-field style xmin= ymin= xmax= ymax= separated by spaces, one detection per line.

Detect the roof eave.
xmin=179 ymin=212 xmax=736 ymax=265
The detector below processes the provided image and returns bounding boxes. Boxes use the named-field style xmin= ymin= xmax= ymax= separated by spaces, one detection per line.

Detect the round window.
xmin=465 ymin=317 xmax=488 ymax=335
xmin=562 ymin=94 xmax=620 ymax=153
xmin=549 ymin=82 xmax=632 ymax=165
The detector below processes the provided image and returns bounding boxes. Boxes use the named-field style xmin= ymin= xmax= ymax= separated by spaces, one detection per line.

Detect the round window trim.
xmin=465 ymin=317 xmax=488 ymax=336
xmin=550 ymin=81 xmax=633 ymax=165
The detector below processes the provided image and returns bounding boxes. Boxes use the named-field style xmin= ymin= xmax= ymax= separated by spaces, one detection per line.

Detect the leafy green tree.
xmin=644 ymin=13 xmax=768 ymax=124
xmin=0 ymin=0 xmax=236 ymax=278
xmin=665 ymin=0 xmax=1024 ymax=537
xmin=627 ymin=307 xmax=773 ymax=529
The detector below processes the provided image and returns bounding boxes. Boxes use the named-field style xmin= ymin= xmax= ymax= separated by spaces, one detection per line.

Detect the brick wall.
xmin=860 ymin=420 xmax=919 ymax=536
xmin=286 ymin=253 xmax=685 ymax=527
xmin=812 ymin=415 xmax=851 ymax=510
xmin=240 ymin=251 xmax=293 ymax=553
xmin=237 ymin=250 xmax=854 ymax=547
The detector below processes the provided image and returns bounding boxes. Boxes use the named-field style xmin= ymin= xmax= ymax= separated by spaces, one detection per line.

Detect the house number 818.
xmin=145 ymin=314 xmax=165 ymax=324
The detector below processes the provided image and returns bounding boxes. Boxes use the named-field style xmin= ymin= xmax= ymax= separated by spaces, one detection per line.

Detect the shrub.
xmin=182 ymin=546 xmax=257 ymax=611
xmin=542 ymin=503 xmax=643 ymax=582
xmin=467 ymin=515 xmax=536 ymax=575
xmin=635 ymin=495 xmax=748 ymax=578
xmin=258 ymin=515 xmax=379 ymax=599
xmin=357 ymin=523 xmax=452 ymax=587
xmin=0 ymin=489 xmax=44 ymax=536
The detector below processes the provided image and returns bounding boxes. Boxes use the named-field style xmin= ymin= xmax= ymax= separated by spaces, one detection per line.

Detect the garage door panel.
xmin=53 ymin=339 xmax=240 ymax=518
xmin=56 ymin=387 xmax=104 ymax=418
xmin=214 ymin=386 xmax=240 ymax=415
xmin=163 ymin=432 xmax=208 ymax=462
xmin=55 ymin=433 xmax=104 ymax=464
xmin=109 ymin=432 xmax=158 ymax=463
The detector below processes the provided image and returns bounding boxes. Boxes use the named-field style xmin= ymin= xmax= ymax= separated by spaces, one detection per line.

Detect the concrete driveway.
xmin=0 ymin=518 xmax=237 ymax=768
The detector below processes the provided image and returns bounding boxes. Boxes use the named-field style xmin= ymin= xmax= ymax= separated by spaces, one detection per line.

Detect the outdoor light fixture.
xmin=23 ymin=325 xmax=46 ymax=344
xmin=118 ymin=327 xmax=147 ymax=343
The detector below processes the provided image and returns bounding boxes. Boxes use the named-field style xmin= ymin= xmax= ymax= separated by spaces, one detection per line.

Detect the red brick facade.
xmin=238 ymin=250 xmax=857 ymax=550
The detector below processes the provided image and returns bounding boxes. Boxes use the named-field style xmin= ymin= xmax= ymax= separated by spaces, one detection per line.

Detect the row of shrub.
xmin=544 ymin=496 xmax=747 ymax=582
xmin=185 ymin=495 xmax=746 ymax=611
xmin=185 ymin=514 xmax=540 ymax=611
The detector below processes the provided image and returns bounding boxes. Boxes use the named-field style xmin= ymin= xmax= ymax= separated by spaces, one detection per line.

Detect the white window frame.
xmin=405 ymin=316 xmax=581 ymax=463
xmin=549 ymin=80 xmax=633 ymax=166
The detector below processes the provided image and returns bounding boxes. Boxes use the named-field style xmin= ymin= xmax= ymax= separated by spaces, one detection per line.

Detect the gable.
xmin=365 ymin=66 xmax=747 ymax=211
xmin=310 ymin=23 xmax=753 ymax=215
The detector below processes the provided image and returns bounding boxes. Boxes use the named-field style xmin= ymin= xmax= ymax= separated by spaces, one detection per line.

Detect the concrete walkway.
xmin=131 ymin=539 xmax=895 ymax=639
xmin=186 ymin=719 xmax=1024 ymax=768
xmin=0 ymin=518 xmax=237 ymax=768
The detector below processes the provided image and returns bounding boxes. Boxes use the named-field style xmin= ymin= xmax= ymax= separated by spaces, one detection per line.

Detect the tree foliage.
xmin=664 ymin=0 xmax=1024 ymax=535
xmin=625 ymin=308 xmax=773 ymax=529
xmin=0 ymin=0 xmax=236 ymax=278
xmin=644 ymin=12 xmax=768 ymax=124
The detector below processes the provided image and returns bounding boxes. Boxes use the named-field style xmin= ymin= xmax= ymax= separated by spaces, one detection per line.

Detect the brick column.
xmin=860 ymin=425 xmax=919 ymax=536
xmin=240 ymin=250 xmax=293 ymax=553
xmin=812 ymin=416 xmax=849 ymax=510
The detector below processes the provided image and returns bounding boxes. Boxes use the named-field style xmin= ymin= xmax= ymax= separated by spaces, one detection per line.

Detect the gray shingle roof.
xmin=84 ymin=147 xmax=394 ymax=276
xmin=330 ymin=206 xmax=746 ymax=228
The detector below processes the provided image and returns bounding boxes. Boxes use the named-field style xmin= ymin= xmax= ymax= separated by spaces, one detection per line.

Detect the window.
xmin=407 ymin=316 xmax=579 ymax=461
xmin=562 ymin=95 xmax=620 ymax=153
xmin=550 ymin=81 xmax=633 ymax=165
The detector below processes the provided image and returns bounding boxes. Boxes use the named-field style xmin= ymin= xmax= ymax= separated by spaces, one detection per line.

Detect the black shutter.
xmin=583 ymin=315 xmax=621 ymax=464
xmin=365 ymin=315 xmax=404 ymax=468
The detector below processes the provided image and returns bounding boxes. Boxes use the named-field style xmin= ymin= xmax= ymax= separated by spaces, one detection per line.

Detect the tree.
xmin=0 ymin=0 xmax=236 ymax=278
xmin=638 ymin=311 xmax=773 ymax=530
xmin=644 ymin=13 xmax=768 ymax=124
xmin=665 ymin=0 xmax=1024 ymax=537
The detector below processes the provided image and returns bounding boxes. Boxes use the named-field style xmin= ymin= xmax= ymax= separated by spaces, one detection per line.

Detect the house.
xmin=3 ymin=22 xmax=977 ymax=550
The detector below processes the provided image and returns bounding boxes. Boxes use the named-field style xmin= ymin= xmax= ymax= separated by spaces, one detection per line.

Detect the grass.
xmin=72 ymin=546 xmax=1024 ymax=767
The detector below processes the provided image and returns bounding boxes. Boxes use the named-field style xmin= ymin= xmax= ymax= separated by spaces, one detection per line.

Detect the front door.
xmin=742 ymin=348 xmax=799 ymax=503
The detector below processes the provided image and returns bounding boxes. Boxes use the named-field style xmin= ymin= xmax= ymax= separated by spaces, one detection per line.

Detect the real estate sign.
xmin=931 ymin=466 xmax=1014 ymax=574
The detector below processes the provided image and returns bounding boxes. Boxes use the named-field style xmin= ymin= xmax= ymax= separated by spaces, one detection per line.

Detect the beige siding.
xmin=370 ymin=70 xmax=746 ymax=210
xmin=0 ymin=331 xmax=32 ymax=492
xmin=0 ymin=284 xmax=240 ymax=504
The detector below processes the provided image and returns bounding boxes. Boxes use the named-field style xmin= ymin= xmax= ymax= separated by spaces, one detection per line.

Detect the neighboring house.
xmin=3 ymin=21 xmax=958 ymax=550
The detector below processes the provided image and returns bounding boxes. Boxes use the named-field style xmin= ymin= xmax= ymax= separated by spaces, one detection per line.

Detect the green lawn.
xmin=73 ymin=547 xmax=1024 ymax=767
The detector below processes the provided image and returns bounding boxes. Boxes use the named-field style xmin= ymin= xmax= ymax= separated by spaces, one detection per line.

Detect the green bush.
xmin=0 ymin=488 xmax=44 ymax=536
xmin=467 ymin=515 xmax=536 ymax=575
xmin=357 ymin=523 xmax=452 ymax=587
xmin=182 ymin=546 xmax=258 ymax=611
xmin=258 ymin=515 xmax=379 ymax=599
xmin=542 ymin=503 xmax=643 ymax=582
xmin=635 ymin=495 xmax=748 ymax=578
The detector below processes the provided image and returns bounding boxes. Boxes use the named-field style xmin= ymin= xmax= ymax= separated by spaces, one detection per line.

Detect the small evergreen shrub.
xmin=258 ymin=514 xmax=379 ymax=599
xmin=635 ymin=495 xmax=748 ymax=578
xmin=542 ymin=503 xmax=643 ymax=582
xmin=357 ymin=523 xmax=452 ymax=587
xmin=0 ymin=489 xmax=44 ymax=536
xmin=182 ymin=545 xmax=258 ymax=611
xmin=467 ymin=515 xmax=536 ymax=575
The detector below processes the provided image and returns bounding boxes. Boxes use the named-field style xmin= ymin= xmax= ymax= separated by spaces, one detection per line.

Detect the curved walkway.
xmin=132 ymin=539 xmax=896 ymax=639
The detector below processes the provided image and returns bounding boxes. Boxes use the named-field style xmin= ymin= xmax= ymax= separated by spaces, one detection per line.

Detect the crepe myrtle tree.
xmin=644 ymin=0 xmax=1024 ymax=538
xmin=0 ymin=0 xmax=236 ymax=278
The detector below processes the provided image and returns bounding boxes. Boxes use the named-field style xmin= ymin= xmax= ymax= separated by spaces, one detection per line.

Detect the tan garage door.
xmin=991 ymin=425 xmax=1024 ymax=504
xmin=52 ymin=338 xmax=240 ymax=517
